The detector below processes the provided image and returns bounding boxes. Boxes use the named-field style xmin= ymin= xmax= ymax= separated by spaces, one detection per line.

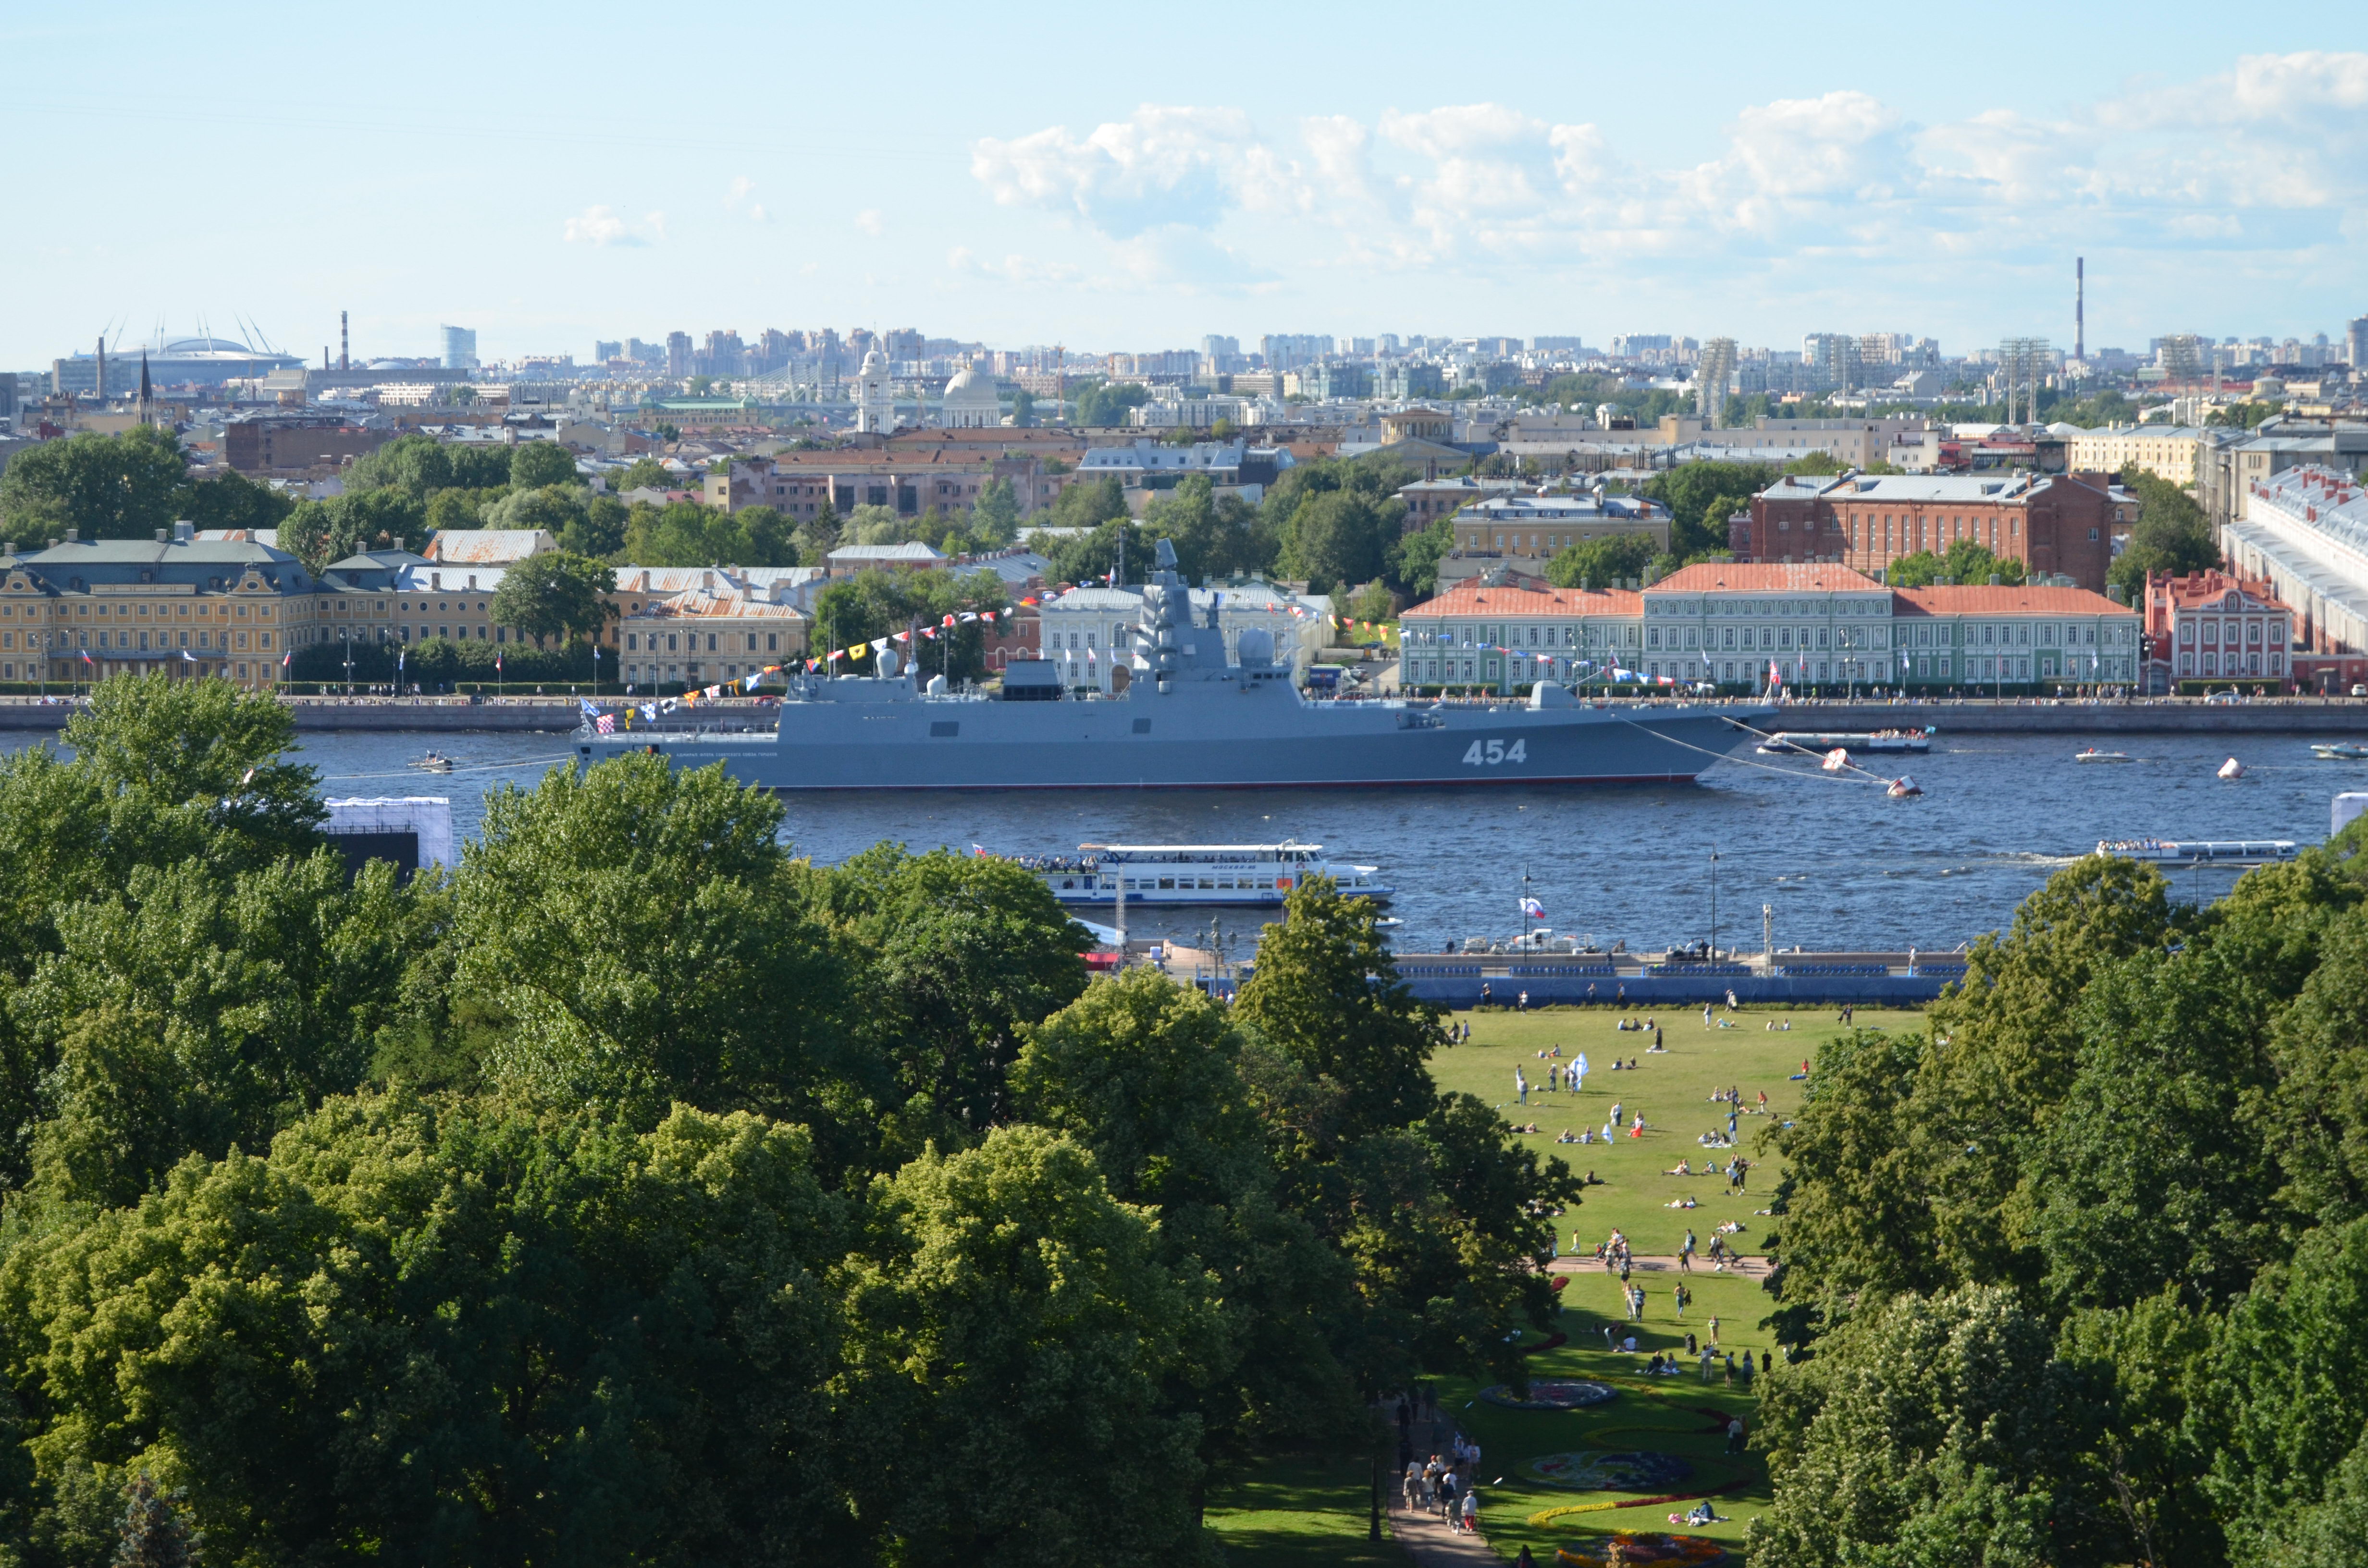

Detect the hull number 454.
xmin=1462 ymin=739 xmax=1528 ymax=765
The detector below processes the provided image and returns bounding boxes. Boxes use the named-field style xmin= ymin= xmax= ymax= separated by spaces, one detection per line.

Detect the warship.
xmin=574 ymin=541 xmax=1771 ymax=790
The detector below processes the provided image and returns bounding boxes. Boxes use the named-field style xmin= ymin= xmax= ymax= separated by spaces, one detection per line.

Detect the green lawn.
xmin=1205 ymin=1448 xmax=1401 ymax=1568
xmin=1213 ymin=1002 xmax=1929 ymax=1562
xmin=1441 ymin=1003 xmax=1924 ymax=1562
xmin=1432 ymin=1003 xmax=1927 ymax=1262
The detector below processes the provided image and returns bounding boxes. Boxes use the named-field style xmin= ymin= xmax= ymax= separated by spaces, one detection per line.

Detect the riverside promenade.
xmin=0 ymin=691 xmax=2361 ymax=736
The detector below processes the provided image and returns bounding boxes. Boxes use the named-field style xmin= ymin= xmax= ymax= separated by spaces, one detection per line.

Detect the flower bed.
xmin=1525 ymin=1450 xmax=1696 ymax=1492
xmin=1478 ymin=1378 xmax=1618 ymax=1411
xmin=1552 ymin=1530 xmax=1728 ymax=1567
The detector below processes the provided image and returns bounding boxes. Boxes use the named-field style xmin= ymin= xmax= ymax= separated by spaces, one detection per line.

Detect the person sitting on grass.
xmin=1665 ymin=1158 xmax=1692 ymax=1176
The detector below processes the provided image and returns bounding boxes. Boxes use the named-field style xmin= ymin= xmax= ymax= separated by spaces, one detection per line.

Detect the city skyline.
xmin=3 ymin=3 xmax=2362 ymax=367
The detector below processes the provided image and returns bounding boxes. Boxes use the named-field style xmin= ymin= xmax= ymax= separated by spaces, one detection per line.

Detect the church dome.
xmin=942 ymin=366 xmax=998 ymax=407
xmin=860 ymin=348 xmax=888 ymax=375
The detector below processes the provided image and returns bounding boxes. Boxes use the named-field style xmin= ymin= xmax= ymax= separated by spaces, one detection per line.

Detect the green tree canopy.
xmin=1546 ymin=532 xmax=1657 ymax=589
xmin=508 ymin=439 xmax=579 ymax=490
xmin=177 ymin=467 xmax=294 ymax=535
xmin=345 ymin=433 xmax=511 ymax=497
xmin=0 ymin=428 xmax=189 ymax=540
xmin=620 ymin=499 xmax=797 ymax=568
xmin=809 ymin=567 xmax=1008 ymax=681
xmin=1884 ymin=539 xmax=2025 ymax=588
xmin=2109 ymin=468 xmax=2220 ymax=599
xmin=280 ymin=488 xmax=428 ymax=573
xmin=488 ymin=551 xmax=616 ymax=645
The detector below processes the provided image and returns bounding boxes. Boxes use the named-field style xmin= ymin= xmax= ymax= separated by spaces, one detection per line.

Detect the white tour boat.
xmin=1004 ymin=841 xmax=1394 ymax=908
xmin=1759 ymin=728 xmax=1933 ymax=755
xmin=2312 ymin=742 xmax=2368 ymax=761
xmin=2094 ymin=838 xmax=2298 ymax=867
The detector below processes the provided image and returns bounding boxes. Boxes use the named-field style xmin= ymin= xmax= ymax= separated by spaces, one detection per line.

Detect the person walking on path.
xmin=1680 ymin=1228 xmax=1697 ymax=1271
xmin=1460 ymin=1490 xmax=1479 ymax=1533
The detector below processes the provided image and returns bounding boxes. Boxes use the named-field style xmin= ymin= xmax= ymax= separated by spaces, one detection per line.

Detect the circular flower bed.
xmin=1525 ymin=1450 xmax=1696 ymax=1492
xmin=1478 ymin=1379 xmax=1618 ymax=1411
xmin=1553 ymin=1531 xmax=1728 ymax=1567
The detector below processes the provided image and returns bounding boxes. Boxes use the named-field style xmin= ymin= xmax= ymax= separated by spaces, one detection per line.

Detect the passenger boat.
xmin=1758 ymin=728 xmax=1932 ymax=755
xmin=412 ymin=751 xmax=455 ymax=774
xmin=2094 ymin=838 xmax=2298 ymax=867
xmin=1001 ymin=841 xmax=1394 ymax=908
xmin=2074 ymin=748 xmax=2131 ymax=763
xmin=2312 ymin=742 xmax=2368 ymax=760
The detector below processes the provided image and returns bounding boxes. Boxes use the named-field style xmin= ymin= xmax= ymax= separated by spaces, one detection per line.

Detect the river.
xmin=13 ymin=726 xmax=2361 ymax=956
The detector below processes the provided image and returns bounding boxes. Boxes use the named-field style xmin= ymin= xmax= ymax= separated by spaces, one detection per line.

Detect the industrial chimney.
xmin=340 ymin=310 xmax=349 ymax=371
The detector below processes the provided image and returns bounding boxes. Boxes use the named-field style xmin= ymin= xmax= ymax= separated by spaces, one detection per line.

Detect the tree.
xmin=616 ymin=456 xmax=672 ymax=492
xmin=808 ymin=567 xmax=1008 ymax=682
xmin=21 ymin=848 xmax=427 ymax=1207
xmin=1749 ymin=1286 xmax=2109 ymax=1568
xmin=563 ymin=493 xmax=628 ymax=558
xmin=1886 ymin=539 xmax=2025 ymax=588
xmin=1645 ymin=460 xmax=1781 ymax=558
xmin=811 ymin=844 xmax=1088 ymax=1153
xmin=345 ymin=433 xmax=510 ymax=497
xmin=1277 ymin=489 xmax=1397 ymax=595
xmin=489 ymin=551 xmax=616 ymax=646
xmin=508 ymin=440 xmax=578 ymax=490
xmin=479 ymin=483 xmax=587 ymax=536
xmin=112 ymin=1475 xmax=201 ymax=1568
xmin=1233 ymin=878 xmax=1441 ymax=1140
xmin=621 ymin=500 xmax=797 ymax=568
xmin=1040 ymin=515 xmax=1145 ymax=588
xmin=1546 ymin=533 xmax=1656 ymax=590
xmin=2109 ymin=469 xmax=2220 ymax=600
xmin=1143 ymin=474 xmax=1267 ymax=584
xmin=1011 ymin=969 xmax=1362 ymax=1482
xmin=0 ymin=428 xmax=189 ymax=540
xmin=973 ymin=477 xmax=1022 ymax=541
xmin=1073 ymin=380 xmax=1152 ymax=428
xmin=1392 ymin=516 xmax=1455 ymax=600
xmin=442 ymin=755 xmax=851 ymax=1131
xmin=835 ymin=1125 xmax=1218 ymax=1568
xmin=1048 ymin=474 xmax=1129 ymax=531
xmin=178 ymin=468 xmax=293 ymax=535
xmin=0 ymin=1093 xmax=857 ymax=1568
xmin=280 ymin=489 xmax=429 ymax=573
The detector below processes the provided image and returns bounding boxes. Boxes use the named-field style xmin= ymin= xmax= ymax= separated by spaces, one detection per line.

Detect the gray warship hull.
xmin=576 ymin=548 xmax=1771 ymax=790
xmin=576 ymin=695 xmax=1769 ymax=791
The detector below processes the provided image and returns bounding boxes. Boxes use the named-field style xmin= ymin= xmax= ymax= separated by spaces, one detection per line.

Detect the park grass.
xmin=1432 ymin=1002 xmax=1925 ymax=1562
xmin=1205 ymin=1448 xmax=1401 ymax=1567
xmin=1215 ymin=1002 xmax=1929 ymax=1562
xmin=1431 ymin=1003 xmax=1928 ymax=1262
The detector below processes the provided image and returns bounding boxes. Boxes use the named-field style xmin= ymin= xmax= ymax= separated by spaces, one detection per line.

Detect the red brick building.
xmin=1739 ymin=470 xmax=2132 ymax=592
xmin=2140 ymin=569 xmax=2316 ymax=692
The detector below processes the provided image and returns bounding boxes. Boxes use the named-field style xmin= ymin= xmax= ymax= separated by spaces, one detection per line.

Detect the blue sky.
xmin=5 ymin=2 xmax=2363 ymax=368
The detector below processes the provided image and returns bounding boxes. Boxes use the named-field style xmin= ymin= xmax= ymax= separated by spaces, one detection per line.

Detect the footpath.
xmin=1388 ymin=1398 xmax=1499 ymax=1568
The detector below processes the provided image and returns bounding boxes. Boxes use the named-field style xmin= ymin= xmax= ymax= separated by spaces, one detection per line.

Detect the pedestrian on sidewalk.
xmin=1460 ymin=1490 xmax=1479 ymax=1533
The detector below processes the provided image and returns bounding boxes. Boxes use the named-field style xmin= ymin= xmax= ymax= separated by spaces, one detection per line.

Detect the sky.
xmin=4 ymin=1 xmax=2364 ymax=369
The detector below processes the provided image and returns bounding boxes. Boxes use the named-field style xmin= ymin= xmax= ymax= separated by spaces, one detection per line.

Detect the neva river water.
xmin=21 ymin=725 xmax=2363 ymax=956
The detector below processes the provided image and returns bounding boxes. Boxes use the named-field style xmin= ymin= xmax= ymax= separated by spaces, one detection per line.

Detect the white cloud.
xmin=855 ymin=208 xmax=884 ymax=236
xmin=725 ymin=176 xmax=768 ymax=223
xmin=563 ymin=205 xmax=639 ymax=246
xmin=967 ymin=55 xmax=2368 ymax=315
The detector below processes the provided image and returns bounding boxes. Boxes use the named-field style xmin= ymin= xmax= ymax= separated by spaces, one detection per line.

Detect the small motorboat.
xmin=2075 ymin=748 xmax=2131 ymax=763
xmin=413 ymin=751 xmax=456 ymax=775
xmin=2312 ymin=742 xmax=2368 ymax=760
xmin=2218 ymin=757 xmax=2245 ymax=780
xmin=1887 ymin=775 xmax=1924 ymax=798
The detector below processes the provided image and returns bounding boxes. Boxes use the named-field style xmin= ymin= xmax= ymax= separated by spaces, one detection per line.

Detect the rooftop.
xmin=1404 ymin=579 xmax=1643 ymax=617
xmin=1646 ymin=563 xmax=1887 ymax=595
xmin=1892 ymin=584 xmax=2136 ymax=616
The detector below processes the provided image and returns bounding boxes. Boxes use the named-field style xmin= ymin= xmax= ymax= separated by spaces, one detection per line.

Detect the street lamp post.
xmin=1708 ymin=846 xmax=1720 ymax=957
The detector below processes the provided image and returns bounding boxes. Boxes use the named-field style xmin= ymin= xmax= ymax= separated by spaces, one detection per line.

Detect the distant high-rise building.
xmin=1696 ymin=338 xmax=1738 ymax=424
xmin=594 ymin=340 xmax=622 ymax=362
xmin=439 ymin=325 xmax=478 ymax=370
xmin=2349 ymin=316 xmax=2368 ymax=370
xmin=666 ymin=331 xmax=692 ymax=378
xmin=627 ymin=337 xmax=665 ymax=367
xmin=2156 ymin=334 xmax=2205 ymax=383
